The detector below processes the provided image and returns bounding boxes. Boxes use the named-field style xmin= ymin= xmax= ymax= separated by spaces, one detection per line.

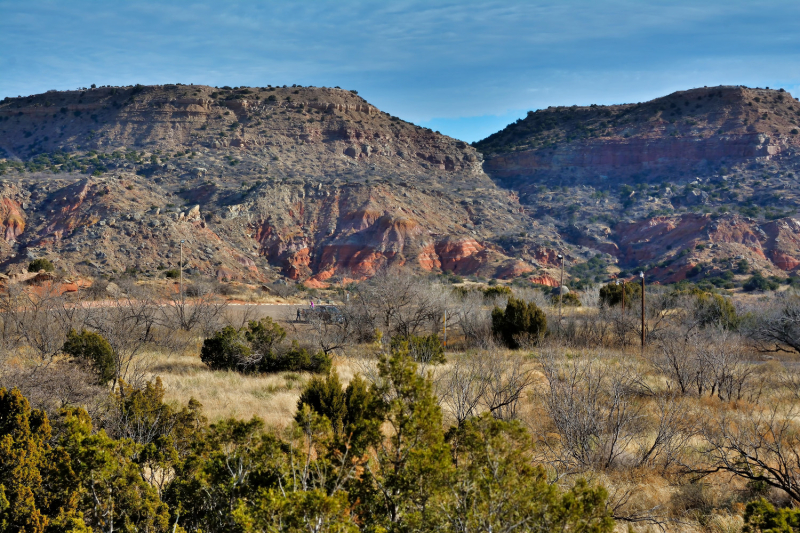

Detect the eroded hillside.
xmin=0 ymin=84 xmax=558 ymax=284
xmin=476 ymin=86 xmax=800 ymax=285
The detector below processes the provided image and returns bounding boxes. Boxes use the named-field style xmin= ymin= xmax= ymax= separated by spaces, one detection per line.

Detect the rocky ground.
xmin=0 ymin=83 xmax=799 ymax=288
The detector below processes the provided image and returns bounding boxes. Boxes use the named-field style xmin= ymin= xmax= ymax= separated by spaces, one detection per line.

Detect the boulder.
xmin=685 ymin=189 xmax=709 ymax=205
xmin=551 ymin=285 xmax=570 ymax=296
xmin=186 ymin=205 xmax=201 ymax=221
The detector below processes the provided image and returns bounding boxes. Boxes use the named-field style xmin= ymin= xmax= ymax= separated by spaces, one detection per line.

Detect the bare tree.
xmin=635 ymin=395 xmax=696 ymax=472
xmin=450 ymin=290 xmax=494 ymax=348
xmin=160 ymin=281 xmax=229 ymax=336
xmin=481 ymin=355 xmax=534 ymax=421
xmin=349 ymin=267 xmax=444 ymax=340
xmin=0 ymin=359 xmax=110 ymax=419
xmin=85 ymin=293 xmax=167 ymax=391
xmin=301 ymin=309 xmax=355 ymax=355
xmin=743 ymin=291 xmax=800 ymax=354
xmin=698 ymin=328 xmax=759 ymax=402
xmin=539 ymin=352 xmax=645 ymax=472
xmin=649 ymin=328 xmax=702 ymax=395
xmin=0 ymin=283 xmax=88 ymax=368
xmin=699 ymin=405 xmax=800 ymax=503
xmin=440 ymin=353 xmax=490 ymax=427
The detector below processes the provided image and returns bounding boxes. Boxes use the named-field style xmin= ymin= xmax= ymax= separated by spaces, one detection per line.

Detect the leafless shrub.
xmin=539 ymin=351 xmax=646 ymax=473
xmin=264 ymin=280 xmax=297 ymax=298
xmin=160 ymin=283 xmax=229 ymax=336
xmin=439 ymin=353 xmax=490 ymax=426
xmin=635 ymin=395 xmax=697 ymax=472
xmin=450 ymin=290 xmax=494 ymax=348
xmin=84 ymin=294 xmax=169 ymax=390
xmin=0 ymin=283 xmax=90 ymax=367
xmin=347 ymin=267 xmax=445 ymax=340
xmin=698 ymin=328 xmax=760 ymax=402
xmin=84 ymin=277 xmax=111 ymax=299
xmin=742 ymin=291 xmax=800 ymax=354
xmin=579 ymin=286 xmax=601 ymax=309
xmin=512 ymin=286 xmax=551 ymax=310
xmin=649 ymin=327 xmax=702 ymax=395
xmin=554 ymin=307 xmax=613 ymax=348
xmin=481 ymin=354 xmax=533 ymax=421
xmin=222 ymin=304 xmax=260 ymax=330
xmin=0 ymin=359 xmax=110 ymax=419
xmin=699 ymin=405 xmax=800 ymax=502
xmin=295 ymin=310 xmax=354 ymax=355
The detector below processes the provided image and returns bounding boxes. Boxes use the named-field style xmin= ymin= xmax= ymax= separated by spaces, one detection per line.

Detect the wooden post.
xmin=443 ymin=310 xmax=447 ymax=348
xmin=640 ymin=271 xmax=645 ymax=349
xmin=558 ymin=254 xmax=564 ymax=329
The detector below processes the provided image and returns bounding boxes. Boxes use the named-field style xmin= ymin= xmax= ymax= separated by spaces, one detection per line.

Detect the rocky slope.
xmin=2 ymin=83 xmax=800 ymax=289
xmin=0 ymin=84 xmax=557 ymax=285
xmin=476 ymin=85 xmax=800 ymax=284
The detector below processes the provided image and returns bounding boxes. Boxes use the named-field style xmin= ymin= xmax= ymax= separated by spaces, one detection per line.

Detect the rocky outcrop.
xmin=612 ymin=213 xmax=800 ymax=277
xmin=479 ymin=86 xmax=800 ymax=186
xmin=483 ymin=133 xmax=788 ymax=180
xmin=0 ymin=198 xmax=25 ymax=242
xmin=529 ymin=274 xmax=559 ymax=287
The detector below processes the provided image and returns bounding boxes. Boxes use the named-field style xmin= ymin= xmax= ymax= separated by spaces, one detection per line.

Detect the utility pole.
xmin=640 ymin=271 xmax=645 ymax=349
xmin=443 ymin=310 xmax=447 ymax=348
xmin=557 ymin=253 xmax=564 ymax=328
xmin=180 ymin=240 xmax=185 ymax=308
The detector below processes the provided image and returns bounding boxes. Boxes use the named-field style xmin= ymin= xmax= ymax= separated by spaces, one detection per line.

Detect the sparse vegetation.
xmin=27 ymin=258 xmax=54 ymax=272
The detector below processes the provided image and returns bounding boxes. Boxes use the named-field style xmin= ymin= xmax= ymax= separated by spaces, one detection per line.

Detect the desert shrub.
xmin=599 ymin=282 xmax=641 ymax=307
xmin=200 ymin=325 xmax=251 ymax=370
xmin=743 ymin=498 xmax=800 ymax=533
xmin=693 ymin=290 xmax=740 ymax=329
xmin=164 ymin=269 xmax=180 ymax=279
xmin=62 ymin=329 xmax=116 ymax=385
xmin=295 ymin=371 xmax=381 ymax=452
xmin=483 ymin=285 xmax=512 ymax=299
xmin=258 ymin=341 xmax=331 ymax=374
xmin=551 ymin=291 xmax=582 ymax=307
xmin=200 ymin=318 xmax=330 ymax=374
xmin=27 ymin=258 xmax=54 ymax=272
xmin=390 ymin=334 xmax=446 ymax=364
xmin=491 ymin=297 xmax=547 ymax=348
xmin=744 ymin=272 xmax=780 ymax=292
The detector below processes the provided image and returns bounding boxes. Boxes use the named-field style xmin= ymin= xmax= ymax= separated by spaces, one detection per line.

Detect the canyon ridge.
xmin=1 ymin=83 xmax=799 ymax=288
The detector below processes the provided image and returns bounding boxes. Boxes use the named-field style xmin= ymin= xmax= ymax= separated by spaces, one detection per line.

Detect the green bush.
xmin=390 ymin=334 xmax=446 ymax=364
xmin=200 ymin=326 xmax=251 ymax=371
xmin=599 ymin=282 xmax=641 ymax=307
xmin=27 ymin=258 xmax=54 ymax=273
xmin=491 ymin=297 xmax=547 ymax=348
xmin=200 ymin=319 xmax=330 ymax=374
xmin=483 ymin=285 xmax=512 ymax=299
xmin=743 ymin=498 xmax=800 ymax=533
xmin=693 ymin=290 xmax=740 ymax=329
xmin=551 ymin=291 xmax=582 ymax=307
xmin=164 ymin=269 xmax=180 ymax=279
xmin=62 ymin=329 xmax=116 ymax=385
xmin=744 ymin=272 xmax=780 ymax=292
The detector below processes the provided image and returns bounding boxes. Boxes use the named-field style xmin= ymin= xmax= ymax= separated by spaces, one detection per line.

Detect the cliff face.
xmin=477 ymin=86 xmax=800 ymax=182
xmin=477 ymin=85 xmax=800 ymax=281
xmin=0 ymin=84 xmax=556 ymax=284
xmin=2 ymin=83 xmax=800 ymax=287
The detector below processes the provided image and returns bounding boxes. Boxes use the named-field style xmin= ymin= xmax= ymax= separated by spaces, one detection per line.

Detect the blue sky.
xmin=2 ymin=1 xmax=800 ymax=142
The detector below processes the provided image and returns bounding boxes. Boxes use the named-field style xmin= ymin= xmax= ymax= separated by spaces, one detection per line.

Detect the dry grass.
xmin=141 ymin=332 xmax=800 ymax=532
xmin=145 ymin=348 xmax=362 ymax=426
